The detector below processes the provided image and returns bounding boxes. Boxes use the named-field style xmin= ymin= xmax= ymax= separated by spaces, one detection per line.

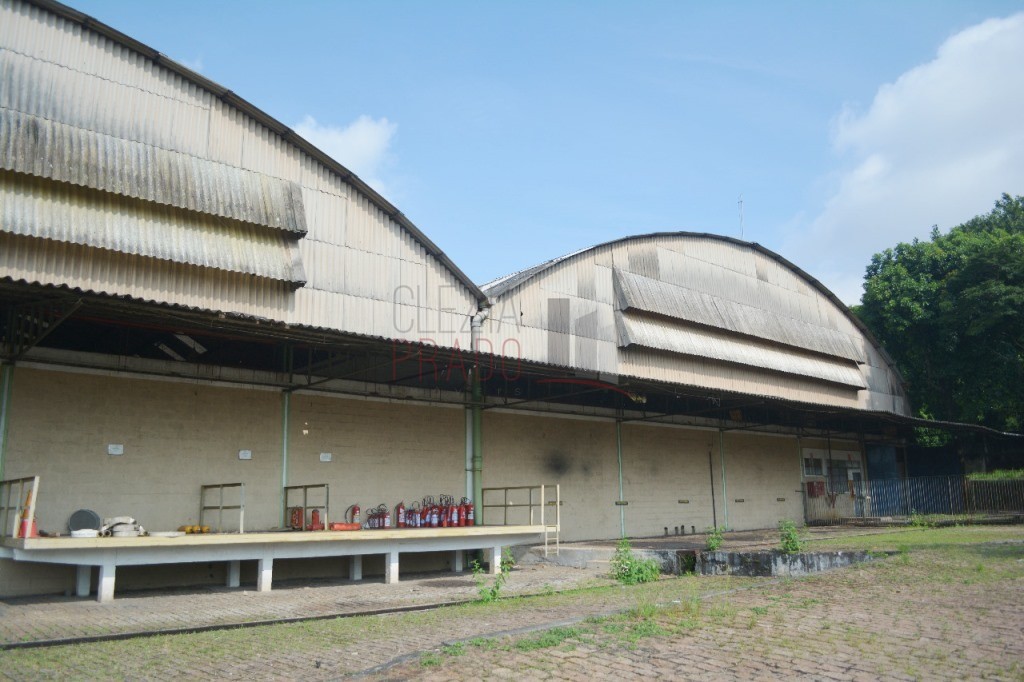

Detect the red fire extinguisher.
xmin=462 ymin=497 xmax=474 ymax=526
xmin=430 ymin=504 xmax=440 ymax=527
xmin=457 ymin=500 xmax=467 ymax=526
xmin=383 ymin=505 xmax=392 ymax=528
xmin=346 ymin=504 xmax=361 ymax=526
xmin=290 ymin=506 xmax=304 ymax=530
xmin=308 ymin=509 xmax=324 ymax=531
xmin=395 ymin=501 xmax=406 ymax=528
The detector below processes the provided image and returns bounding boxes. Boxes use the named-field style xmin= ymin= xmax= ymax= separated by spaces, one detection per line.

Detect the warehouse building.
xmin=0 ymin=0 xmax=935 ymax=597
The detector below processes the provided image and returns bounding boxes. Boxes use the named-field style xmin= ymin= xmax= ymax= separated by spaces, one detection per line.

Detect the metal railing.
xmin=199 ymin=483 xmax=245 ymax=533
xmin=805 ymin=475 xmax=1024 ymax=526
xmin=481 ymin=484 xmax=560 ymax=555
xmin=283 ymin=483 xmax=329 ymax=529
xmin=0 ymin=476 xmax=39 ymax=539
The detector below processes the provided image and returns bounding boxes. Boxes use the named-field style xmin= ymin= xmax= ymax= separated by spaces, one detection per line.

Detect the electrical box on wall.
xmin=107 ymin=443 xmax=124 ymax=456
xmin=319 ymin=452 xmax=332 ymax=462
xmin=238 ymin=449 xmax=252 ymax=460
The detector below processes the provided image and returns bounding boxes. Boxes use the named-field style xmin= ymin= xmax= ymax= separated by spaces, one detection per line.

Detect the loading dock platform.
xmin=0 ymin=525 xmax=544 ymax=603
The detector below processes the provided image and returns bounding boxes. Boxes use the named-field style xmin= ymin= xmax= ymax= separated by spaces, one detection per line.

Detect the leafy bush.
xmin=705 ymin=526 xmax=726 ymax=551
xmin=967 ymin=468 xmax=1024 ymax=481
xmin=778 ymin=519 xmax=805 ymax=554
xmin=908 ymin=510 xmax=939 ymax=528
xmin=610 ymin=538 xmax=661 ymax=585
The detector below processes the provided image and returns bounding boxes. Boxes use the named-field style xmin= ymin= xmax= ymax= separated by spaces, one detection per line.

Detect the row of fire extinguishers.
xmin=345 ymin=495 xmax=474 ymax=529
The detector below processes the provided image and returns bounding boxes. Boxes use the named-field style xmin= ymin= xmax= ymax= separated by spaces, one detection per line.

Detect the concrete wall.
xmin=483 ymin=411 xmax=806 ymax=541
xmin=0 ymin=368 xmax=467 ymax=596
xmin=719 ymin=432 xmax=805 ymax=531
xmin=284 ymin=393 xmax=465 ymax=519
xmin=483 ymin=411 xmax=619 ymax=541
xmin=620 ymin=423 xmax=719 ymax=538
xmin=2 ymin=367 xmax=283 ymax=533
xmin=1 ymin=364 xmax=812 ymax=596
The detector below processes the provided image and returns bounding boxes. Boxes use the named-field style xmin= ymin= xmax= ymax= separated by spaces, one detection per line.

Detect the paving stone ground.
xmin=383 ymin=528 xmax=1024 ymax=681
xmin=0 ymin=525 xmax=896 ymax=646
xmin=1 ymin=525 xmax=1021 ymax=680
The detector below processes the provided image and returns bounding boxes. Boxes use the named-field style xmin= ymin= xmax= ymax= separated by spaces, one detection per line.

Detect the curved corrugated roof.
xmin=24 ymin=0 xmax=486 ymax=303
xmin=480 ymin=231 xmax=906 ymax=388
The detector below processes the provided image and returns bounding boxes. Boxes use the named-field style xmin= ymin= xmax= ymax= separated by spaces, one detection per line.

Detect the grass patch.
xmin=420 ymin=652 xmax=443 ymax=667
xmin=514 ymin=626 xmax=588 ymax=652
xmin=440 ymin=642 xmax=465 ymax=656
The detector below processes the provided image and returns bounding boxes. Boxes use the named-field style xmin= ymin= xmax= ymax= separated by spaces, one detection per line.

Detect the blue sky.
xmin=73 ymin=0 xmax=1024 ymax=303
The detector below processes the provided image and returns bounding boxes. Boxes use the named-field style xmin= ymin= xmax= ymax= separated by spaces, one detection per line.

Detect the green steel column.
xmin=0 ymin=363 xmax=13 ymax=483
xmin=616 ymin=420 xmax=625 ymax=538
xmin=471 ymin=366 xmax=483 ymax=524
xmin=280 ymin=391 xmax=291 ymax=526
xmin=797 ymin=435 xmax=807 ymax=525
xmin=719 ymin=429 xmax=728 ymax=529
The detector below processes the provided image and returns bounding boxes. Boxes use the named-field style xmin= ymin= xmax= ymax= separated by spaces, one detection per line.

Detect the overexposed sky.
xmin=74 ymin=0 xmax=1024 ymax=304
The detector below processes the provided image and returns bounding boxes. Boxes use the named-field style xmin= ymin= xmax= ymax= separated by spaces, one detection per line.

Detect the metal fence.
xmin=805 ymin=475 xmax=1024 ymax=526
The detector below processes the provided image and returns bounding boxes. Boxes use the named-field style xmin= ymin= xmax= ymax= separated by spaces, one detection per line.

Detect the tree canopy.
xmin=854 ymin=194 xmax=1024 ymax=434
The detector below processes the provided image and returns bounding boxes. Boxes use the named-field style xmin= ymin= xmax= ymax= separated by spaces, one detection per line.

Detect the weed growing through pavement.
xmin=610 ymin=537 xmax=661 ymax=585
xmin=470 ymin=549 xmax=514 ymax=603
xmin=440 ymin=642 xmax=465 ymax=656
xmin=705 ymin=525 xmax=726 ymax=551
xmin=514 ymin=626 xmax=588 ymax=652
xmin=419 ymin=652 xmax=443 ymax=667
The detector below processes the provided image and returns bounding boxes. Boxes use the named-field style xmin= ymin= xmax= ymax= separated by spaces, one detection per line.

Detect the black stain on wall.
xmin=545 ymin=451 xmax=572 ymax=476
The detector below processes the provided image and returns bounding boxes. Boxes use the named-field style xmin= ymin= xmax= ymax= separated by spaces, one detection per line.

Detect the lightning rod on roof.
xmin=738 ymin=194 xmax=745 ymax=240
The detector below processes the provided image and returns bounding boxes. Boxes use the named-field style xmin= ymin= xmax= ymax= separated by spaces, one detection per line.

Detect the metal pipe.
xmin=0 ymin=363 xmax=13 ymax=483
xmin=465 ymin=410 xmax=473 ymax=502
xmin=469 ymin=306 xmax=491 ymax=522
xmin=797 ymin=435 xmax=807 ymax=524
xmin=616 ymin=419 xmax=625 ymax=537
xmin=719 ymin=429 xmax=728 ymax=529
xmin=708 ymin=446 xmax=717 ymax=529
xmin=280 ymin=391 xmax=291 ymax=526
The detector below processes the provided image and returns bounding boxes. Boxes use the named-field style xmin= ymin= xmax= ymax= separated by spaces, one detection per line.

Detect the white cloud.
xmin=783 ymin=13 xmax=1024 ymax=305
xmin=294 ymin=115 xmax=398 ymax=197
xmin=178 ymin=56 xmax=204 ymax=73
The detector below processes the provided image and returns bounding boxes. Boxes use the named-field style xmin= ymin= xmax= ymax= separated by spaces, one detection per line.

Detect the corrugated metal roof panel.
xmin=0 ymin=230 xmax=295 ymax=318
xmin=1 ymin=173 xmax=304 ymax=283
xmin=617 ymin=312 xmax=867 ymax=389
xmin=615 ymin=269 xmax=866 ymax=363
xmin=1 ymin=0 xmax=208 ymax=106
xmin=0 ymin=46 xmax=207 ymax=156
xmin=618 ymin=348 xmax=864 ymax=410
xmin=0 ymin=109 xmax=307 ymax=234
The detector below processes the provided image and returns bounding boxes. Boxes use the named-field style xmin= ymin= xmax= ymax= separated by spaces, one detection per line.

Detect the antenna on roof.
xmin=738 ymin=194 xmax=745 ymax=240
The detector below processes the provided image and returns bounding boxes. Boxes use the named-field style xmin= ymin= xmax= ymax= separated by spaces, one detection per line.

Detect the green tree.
xmin=856 ymin=194 xmax=1024 ymax=434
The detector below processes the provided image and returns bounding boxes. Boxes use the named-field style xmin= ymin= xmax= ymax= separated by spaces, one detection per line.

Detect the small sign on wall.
xmin=238 ymin=449 xmax=252 ymax=460
xmin=319 ymin=452 xmax=332 ymax=463
xmin=107 ymin=443 xmax=124 ymax=456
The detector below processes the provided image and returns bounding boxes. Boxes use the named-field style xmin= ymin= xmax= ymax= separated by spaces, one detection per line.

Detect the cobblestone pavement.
xmin=0 ymin=562 xmax=614 ymax=645
xmin=383 ymin=528 xmax=1024 ymax=681
xmin=1 ymin=526 xmax=1021 ymax=680
xmin=0 ymin=525 xmax=896 ymax=646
